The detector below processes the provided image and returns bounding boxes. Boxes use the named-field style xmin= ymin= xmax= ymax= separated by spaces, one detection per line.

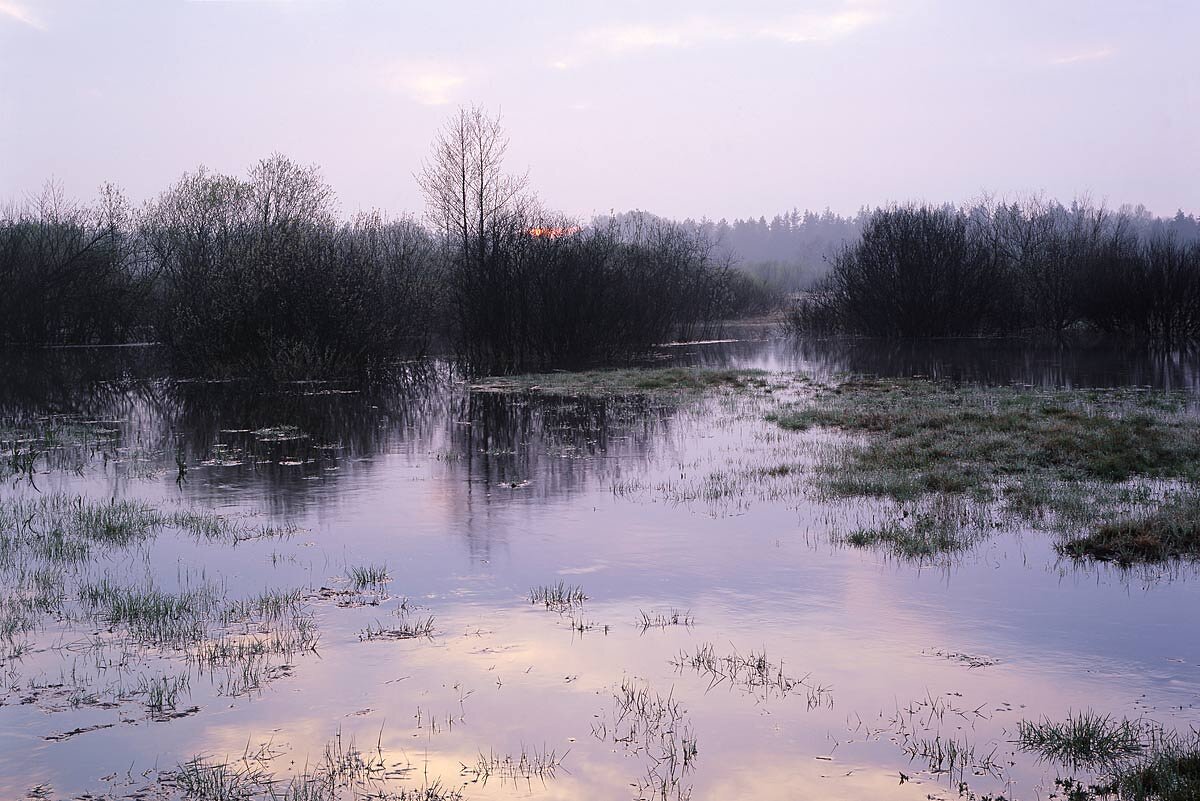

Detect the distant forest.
xmin=699 ymin=203 xmax=1200 ymax=295
xmin=607 ymin=209 xmax=869 ymax=293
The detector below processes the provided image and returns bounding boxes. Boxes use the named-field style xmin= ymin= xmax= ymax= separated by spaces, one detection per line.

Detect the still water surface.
xmin=1 ymin=338 xmax=1198 ymax=800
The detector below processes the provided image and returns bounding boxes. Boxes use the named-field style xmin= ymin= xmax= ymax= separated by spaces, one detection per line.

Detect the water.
xmin=1 ymin=339 xmax=1198 ymax=801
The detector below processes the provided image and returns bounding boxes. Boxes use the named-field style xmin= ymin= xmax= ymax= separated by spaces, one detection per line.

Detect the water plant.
xmin=529 ymin=581 xmax=587 ymax=611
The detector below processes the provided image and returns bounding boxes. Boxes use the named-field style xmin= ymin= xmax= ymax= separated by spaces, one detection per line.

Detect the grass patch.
xmin=173 ymin=729 xmax=464 ymax=801
xmin=594 ymin=677 xmax=699 ymax=800
xmin=359 ymin=615 xmax=435 ymax=641
xmin=465 ymin=746 xmax=567 ymax=785
xmin=1059 ymin=492 xmax=1200 ymax=565
xmin=348 ymin=563 xmax=390 ymax=592
xmin=771 ymin=379 xmax=1200 ymax=499
xmin=1018 ymin=711 xmax=1148 ymax=771
xmin=670 ymin=642 xmax=831 ymax=707
xmin=637 ymin=608 xmax=694 ymax=630
xmin=841 ymin=508 xmax=982 ymax=561
xmin=471 ymin=367 xmax=768 ymax=398
xmin=1019 ymin=713 xmax=1200 ymax=801
xmin=529 ymin=581 xmax=587 ymax=611
xmin=768 ymin=378 xmax=1200 ymax=564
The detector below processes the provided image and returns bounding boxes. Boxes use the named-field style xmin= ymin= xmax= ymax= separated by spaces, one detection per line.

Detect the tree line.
xmin=0 ymin=109 xmax=753 ymax=376
xmin=4 ymin=106 xmax=1198 ymax=375
xmin=791 ymin=201 xmax=1200 ymax=345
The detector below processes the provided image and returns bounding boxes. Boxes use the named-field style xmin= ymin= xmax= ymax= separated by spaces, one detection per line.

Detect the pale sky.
xmin=1 ymin=0 xmax=1197 ymax=221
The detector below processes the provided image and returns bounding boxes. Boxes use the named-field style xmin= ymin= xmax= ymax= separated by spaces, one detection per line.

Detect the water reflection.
xmin=690 ymin=335 xmax=1200 ymax=391
xmin=1 ymin=340 xmax=1198 ymax=801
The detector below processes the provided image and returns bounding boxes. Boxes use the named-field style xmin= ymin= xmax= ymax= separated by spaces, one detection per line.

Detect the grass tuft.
xmin=529 ymin=581 xmax=587 ymax=612
xmin=1059 ymin=492 xmax=1200 ymax=565
xmin=1018 ymin=710 xmax=1147 ymax=771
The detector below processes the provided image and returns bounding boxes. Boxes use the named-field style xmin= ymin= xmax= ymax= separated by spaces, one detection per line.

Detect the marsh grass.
xmin=837 ymin=498 xmax=994 ymax=562
xmin=843 ymin=517 xmax=968 ymax=558
xmin=1113 ymin=735 xmax=1200 ymax=801
xmin=637 ymin=608 xmax=694 ymax=631
xmin=0 ymin=495 xmax=292 ymax=566
xmin=1059 ymin=492 xmax=1200 ymax=565
xmin=772 ymin=379 xmax=1200 ymax=499
xmin=359 ymin=615 xmax=435 ymax=641
xmin=1018 ymin=713 xmax=1200 ymax=801
xmin=768 ymin=378 xmax=1200 ymax=564
xmin=472 ymin=367 xmax=768 ymax=398
xmin=347 ymin=564 xmax=390 ymax=592
xmin=173 ymin=728 xmax=462 ymax=801
xmin=1018 ymin=711 xmax=1147 ymax=771
xmin=0 ymin=493 xmax=316 ymax=718
xmin=592 ymin=677 xmax=698 ymax=801
xmin=671 ymin=643 xmax=832 ymax=707
xmin=466 ymin=746 xmax=567 ymax=785
xmin=529 ymin=581 xmax=587 ymax=612
xmin=0 ymin=416 xmax=121 ymax=482
xmin=905 ymin=733 xmax=1001 ymax=786
xmin=136 ymin=673 xmax=192 ymax=719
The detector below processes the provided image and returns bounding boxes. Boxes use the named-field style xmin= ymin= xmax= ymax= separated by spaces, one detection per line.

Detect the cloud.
xmin=760 ymin=9 xmax=881 ymax=43
xmin=383 ymin=62 xmax=466 ymax=106
xmin=1050 ymin=46 xmax=1116 ymax=66
xmin=0 ymin=0 xmax=44 ymax=29
xmin=553 ymin=4 xmax=885 ymax=69
xmin=578 ymin=17 xmax=741 ymax=56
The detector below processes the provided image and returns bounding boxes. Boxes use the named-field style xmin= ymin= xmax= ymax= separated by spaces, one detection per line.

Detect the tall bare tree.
xmin=417 ymin=105 xmax=530 ymax=269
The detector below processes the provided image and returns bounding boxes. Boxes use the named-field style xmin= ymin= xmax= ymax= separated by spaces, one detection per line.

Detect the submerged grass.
xmin=593 ymin=677 xmax=699 ymax=801
xmin=529 ymin=581 xmax=587 ymax=612
xmin=172 ymin=728 xmax=464 ymax=801
xmin=0 ymin=494 xmax=292 ymax=565
xmin=637 ymin=608 xmax=694 ymax=630
xmin=839 ymin=501 xmax=990 ymax=561
xmin=359 ymin=615 xmax=435 ymax=641
xmin=0 ymin=491 xmax=316 ymax=721
xmin=348 ymin=564 xmax=390 ymax=592
xmin=467 ymin=746 xmax=567 ymax=785
xmin=671 ymin=642 xmax=832 ymax=707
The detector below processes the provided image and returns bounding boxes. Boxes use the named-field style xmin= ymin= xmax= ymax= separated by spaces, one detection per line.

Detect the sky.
xmin=1 ymin=0 xmax=1197 ymax=222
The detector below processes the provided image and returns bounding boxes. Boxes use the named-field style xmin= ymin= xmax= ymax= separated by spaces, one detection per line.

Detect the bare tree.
xmin=417 ymin=105 xmax=530 ymax=268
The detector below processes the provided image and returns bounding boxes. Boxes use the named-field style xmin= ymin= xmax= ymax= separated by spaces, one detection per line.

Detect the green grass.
xmin=1018 ymin=711 xmax=1148 ymax=771
xmin=771 ymin=379 xmax=1200 ymax=500
xmin=1114 ymin=738 xmax=1200 ymax=801
xmin=471 ymin=367 xmax=768 ymax=398
xmin=766 ymin=378 xmax=1200 ymax=564
xmin=0 ymin=495 xmax=292 ymax=566
xmin=1059 ymin=492 xmax=1200 ymax=565
xmin=841 ymin=511 xmax=980 ymax=560
xmin=1019 ymin=713 xmax=1200 ymax=801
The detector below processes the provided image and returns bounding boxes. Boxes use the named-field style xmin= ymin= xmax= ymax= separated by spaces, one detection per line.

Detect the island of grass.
xmin=470 ymin=366 xmax=771 ymax=398
xmin=767 ymin=377 xmax=1200 ymax=566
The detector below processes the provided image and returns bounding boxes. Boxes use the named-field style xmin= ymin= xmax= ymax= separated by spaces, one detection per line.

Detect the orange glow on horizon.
xmin=527 ymin=225 xmax=581 ymax=239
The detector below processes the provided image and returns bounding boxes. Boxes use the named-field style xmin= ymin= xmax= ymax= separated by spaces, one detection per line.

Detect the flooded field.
xmin=2 ymin=338 xmax=1199 ymax=801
